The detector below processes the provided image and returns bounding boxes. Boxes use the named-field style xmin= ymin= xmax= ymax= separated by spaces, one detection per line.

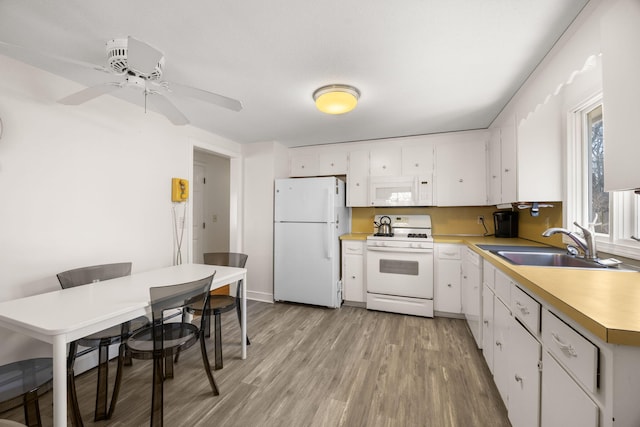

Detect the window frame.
xmin=566 ymin=93 xmax=640 ymax=260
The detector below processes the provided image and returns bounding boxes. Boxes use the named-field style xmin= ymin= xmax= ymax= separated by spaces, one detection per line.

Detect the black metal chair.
xmin=182 ymin=252 xmax=249 ymax=370
xmin=56 ymin=262 xmax=150 ymax=425
xmin=126 ymin=274 xmax=218 ymax=427
xmin=0 ymin=358 xmax=52 ymax=427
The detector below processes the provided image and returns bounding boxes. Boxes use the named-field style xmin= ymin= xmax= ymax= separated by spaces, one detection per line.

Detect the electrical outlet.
xmin=212 ymin=214 xmax=218 ymax=223
xmin=477 ymin=215 xmax=484 ymax=224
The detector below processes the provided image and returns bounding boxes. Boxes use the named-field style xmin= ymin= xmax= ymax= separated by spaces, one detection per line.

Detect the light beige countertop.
xmin=435 ymin=235 xmax=640 ymax=346
xmin=340 ymin=233 xmax=370 ymax=241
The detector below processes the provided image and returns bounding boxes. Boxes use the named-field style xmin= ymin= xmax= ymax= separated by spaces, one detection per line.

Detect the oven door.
xmin=366 ymin=246 xmax=434 ymax=298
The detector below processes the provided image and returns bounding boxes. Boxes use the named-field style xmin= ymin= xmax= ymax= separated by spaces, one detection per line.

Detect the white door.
xmin=192 ymin=163 xmax=205 ymax=264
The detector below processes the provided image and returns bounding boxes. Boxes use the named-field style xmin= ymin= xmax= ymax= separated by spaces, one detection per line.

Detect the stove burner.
xmin=373 ymin=233 xmax=394 ymax=237
xmin=408 ymin=233 xmax=429 ymax=238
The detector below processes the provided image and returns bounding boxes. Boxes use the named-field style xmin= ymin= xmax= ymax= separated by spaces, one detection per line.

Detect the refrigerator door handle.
xmin=326 ymin=188 xmax=333 ymax=259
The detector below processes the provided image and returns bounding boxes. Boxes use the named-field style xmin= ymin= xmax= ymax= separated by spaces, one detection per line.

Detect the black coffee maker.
xmin=493 ymin=211 xmax=519 ymax=238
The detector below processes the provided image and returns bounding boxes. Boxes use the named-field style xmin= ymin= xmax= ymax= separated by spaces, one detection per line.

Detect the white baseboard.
xmin=247 ymin=290 xmax=273 ymax=304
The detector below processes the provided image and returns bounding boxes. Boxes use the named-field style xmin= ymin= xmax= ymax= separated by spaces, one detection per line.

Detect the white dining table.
xmin=0 ymin=263 xmax=248 ymax=427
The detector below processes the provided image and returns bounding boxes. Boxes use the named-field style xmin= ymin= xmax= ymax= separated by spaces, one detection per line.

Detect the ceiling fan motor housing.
xmin=106 ymin=38 xmax=164 ymax=80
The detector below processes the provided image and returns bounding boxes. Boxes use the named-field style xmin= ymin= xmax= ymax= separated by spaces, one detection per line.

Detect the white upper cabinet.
xmin=516 ymin=97 xmax=562 ymax=202
xmin=602 ymin=0 xmax=640 ymax=191
xmin=290 ymin=147 xmax=347 ymax=177
xmin=370 ymin=148 xmax=402 ymax=176
xmin=435 ymin=132 xmax=488 ymax=206
xmin=347 ymin=150 xmax=369 ymax=207
xmin=402 ymin=143 xmax=434 ymax=176
xmin=487 ymin=128 xmax=502 ymax=205
xmin=290 ymin=151 xmax=319 ymax=177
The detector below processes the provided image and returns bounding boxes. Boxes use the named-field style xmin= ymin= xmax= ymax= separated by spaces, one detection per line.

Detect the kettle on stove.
xmin=374 ymin=215 xmax=393 ymax=236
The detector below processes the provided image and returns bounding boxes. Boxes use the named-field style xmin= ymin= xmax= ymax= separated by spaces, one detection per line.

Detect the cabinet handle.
xmin=515 ymin=301 xmax=530 ymax=315
xmin=382 ymin=165 xmax=387 ymax=169
xmin=483 ymin=320 xmax=489 ymax=325
xmin=415 ymin=163 xmax=419 ymax=167
xmin=351 ymin=275 xmax=356 ymax=279
xmin=301 ymin=165 xmax=305 ymax=169
xmin=447 ymin=283 xmax=452 ymax=288
xmin=504 ymin=168 xmax=510 ymax=172
xmin=356 ymin=182 xmax=360 ymax=186
xmin=458 ymin=178 xmax=464 ymax=183
xmin=495 ymin=341 xmax=502 ymax=348
xmin=463 ymin=275 xmax=468 ymax=279
xmin=550 ymin=332 xmax=578 ymax=358
xmin=330 ymin=162 xmax=334 ymax=167
xmin=514 ymin=374 xmax=523 ymax=383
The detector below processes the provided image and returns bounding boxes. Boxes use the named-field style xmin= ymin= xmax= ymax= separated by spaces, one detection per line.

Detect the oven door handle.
xmin=366 ymin=246 xmax=434 ymax=254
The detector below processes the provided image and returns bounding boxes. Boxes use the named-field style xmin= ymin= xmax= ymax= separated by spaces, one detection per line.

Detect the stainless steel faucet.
xmin=542 ymin=222 xmax=597 ymax=260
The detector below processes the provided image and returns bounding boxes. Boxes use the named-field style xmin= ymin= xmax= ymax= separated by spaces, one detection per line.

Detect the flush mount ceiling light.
xmin=313 ymin=84 xmax=360 ymax=115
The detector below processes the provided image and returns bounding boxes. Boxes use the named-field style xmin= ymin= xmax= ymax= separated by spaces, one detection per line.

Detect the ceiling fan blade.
xmin=164 ymin=81 xmax=243 ymax=112
xmin=58 ymin=82 xmax=122 ymax=105
xmin=126 ymin=36 xmax=164 ymax=76
xmin=146 ymin=92 xmax=189 ymax=126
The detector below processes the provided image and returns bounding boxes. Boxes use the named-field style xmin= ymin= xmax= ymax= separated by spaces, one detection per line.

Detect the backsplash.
xmin=351 ymin=203 xmax=563 ymax=243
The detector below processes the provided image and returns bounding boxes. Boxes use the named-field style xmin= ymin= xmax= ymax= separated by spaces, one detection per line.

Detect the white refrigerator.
xmin=273 ymin=177 xmax=350 ymax=308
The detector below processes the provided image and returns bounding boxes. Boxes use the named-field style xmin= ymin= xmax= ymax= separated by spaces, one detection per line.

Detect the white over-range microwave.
xmin=369 ymin=175 xmax=433 ymax=206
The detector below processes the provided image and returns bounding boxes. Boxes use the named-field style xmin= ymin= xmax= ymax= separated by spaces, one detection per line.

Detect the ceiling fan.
xmin=3 ymin=36 xmax=242 ymax=125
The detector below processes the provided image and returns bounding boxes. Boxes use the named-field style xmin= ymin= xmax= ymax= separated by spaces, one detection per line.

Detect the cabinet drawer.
xmin=542 ymin=309 xmax=598 ymax=393
xmin=342 ymin=241 xmax=363 ymax=255
xmin=511 ymin=285 xmax=540 ymax=335
xmin=438 ymin=244 xmax=461 ymax=260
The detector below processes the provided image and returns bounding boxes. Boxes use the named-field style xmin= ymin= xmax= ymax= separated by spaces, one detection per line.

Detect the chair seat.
xmin=0 ymin=358 xmax=53 ymax=427
xmin=79 ymin=315 xmax=150 ymax=344
xmin=127 ymin=323 xmax=199 ymax=358
xmin=185 ymin=295 xmax=235 ymax=315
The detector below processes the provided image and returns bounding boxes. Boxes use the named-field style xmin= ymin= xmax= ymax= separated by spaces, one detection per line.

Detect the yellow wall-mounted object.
xmin=171 ymin=178 xmax=189 ymax=202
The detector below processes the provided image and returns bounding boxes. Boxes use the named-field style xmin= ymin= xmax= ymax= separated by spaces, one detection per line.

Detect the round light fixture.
xmin=313 ymin=84 xmax=360 ymax=115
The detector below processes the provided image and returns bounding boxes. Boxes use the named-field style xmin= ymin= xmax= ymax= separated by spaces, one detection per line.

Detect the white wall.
xmin=0 ymin=54 xmax=242 ymax=364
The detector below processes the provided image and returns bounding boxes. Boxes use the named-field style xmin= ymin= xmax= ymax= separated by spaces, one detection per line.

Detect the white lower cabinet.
xmin=492 ymin=295 xmax=511 ymax=406
xmin=541 ymin=351 xmax=598 ymax=427
xmin=435 ymin=244 xmax=462 ymax=315
xmin=461 ymin=247 xmax=482 ymax=348
xmin=341 ymin=240 xmax=365 ymax=303
xmin=481 ymin=284 xmax=494 ymax=373
xmin=508 ymin=317 xmax=541 ymax=427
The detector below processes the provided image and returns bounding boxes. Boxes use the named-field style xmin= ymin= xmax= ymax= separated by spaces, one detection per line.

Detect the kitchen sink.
xmin=476 ymin=244 xmax=636 ymax=271
xmin=494 ymin=251 xmax=608 ymax=269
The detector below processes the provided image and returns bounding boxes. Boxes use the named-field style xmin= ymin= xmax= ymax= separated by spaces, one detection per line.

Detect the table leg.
xmin=53 ymin=335 xmax=68 ymax=427
xmin=241 ymin=275 xmax=247 ymax=359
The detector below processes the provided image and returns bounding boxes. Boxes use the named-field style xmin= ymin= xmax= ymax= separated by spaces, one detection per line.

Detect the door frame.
xmin=186 ymin=138 xmax=243 ymax=263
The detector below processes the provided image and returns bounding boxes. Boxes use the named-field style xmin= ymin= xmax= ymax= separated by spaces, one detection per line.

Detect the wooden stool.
xmin=0 ymin=358 xmax=53 ymax=427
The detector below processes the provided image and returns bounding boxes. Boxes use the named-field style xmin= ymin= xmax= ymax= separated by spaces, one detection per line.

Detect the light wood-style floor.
xmin=2 ymin=301 xmax=510 ymax=427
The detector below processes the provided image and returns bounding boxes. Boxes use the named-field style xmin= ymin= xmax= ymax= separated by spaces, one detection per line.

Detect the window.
xmin=567 ymin=95 xmax=640 ymax=259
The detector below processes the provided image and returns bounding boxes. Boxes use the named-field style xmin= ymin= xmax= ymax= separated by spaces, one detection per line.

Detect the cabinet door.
xmin=342 ymin=241 xmax=364 ymax=303
xmin=370 ymin=148 xmax=401 ymax=176
xmin=435 ymin=259 xmax=461 ymax=314
xmin=541 ymin=351 xmax=598 ymax=427
xmin=435 ymin=138 xmax=487 ymax=206
xmin=500 ymin=116 xmax=517 ymax=203
xmin=487 ymin=128 xmax=502 ymax=205
xmin=402 ymin=144 xmax=434 ymax=176
xmin=461 ymin=248 xmax=482 ymax=348
xmin=290 ymin=152 xmax=318 ymax=177
xmin=493 ymin=298 xmax=510 ymax=406
xmin=601 ymin=0 xmax=640 ymax=191
xmin=508 ymin=317 xmax=541 ymax=427
xmin=347 ymin=150 xmax=369 ymax=207
xmin=482 ymin=285 xmax=495 ymax=373
xmin=318 ymin=151 xmax=348 ymax=175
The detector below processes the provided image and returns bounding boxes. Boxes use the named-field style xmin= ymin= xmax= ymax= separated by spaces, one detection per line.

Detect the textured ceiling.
xmin=0 ymin=0 xmax=590 ymax=147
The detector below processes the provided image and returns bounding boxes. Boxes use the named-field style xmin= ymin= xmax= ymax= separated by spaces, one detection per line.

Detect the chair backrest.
xmin=57 ymin=262 xmax=133 ymax=288
xmin=148 ymin=273 xmax=215 ymax=322
xmin=203 ymin=252 xmax=248 ymax=269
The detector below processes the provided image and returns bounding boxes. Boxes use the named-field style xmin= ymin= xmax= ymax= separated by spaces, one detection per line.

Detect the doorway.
xmin=193 ymin=149 xmax=231 ymax=264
